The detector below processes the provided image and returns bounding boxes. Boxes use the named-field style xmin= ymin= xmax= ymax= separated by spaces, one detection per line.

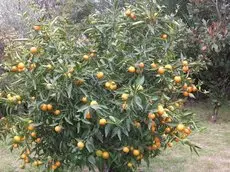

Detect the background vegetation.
xmin=0 ymin=0 xmax=229 ymax=171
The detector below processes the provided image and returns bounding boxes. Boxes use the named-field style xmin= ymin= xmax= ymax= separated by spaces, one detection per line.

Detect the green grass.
xmin=0 ymin=101 xmax=230 ymax=172
xmin=142 ymin=101 xmax=230 ymax=172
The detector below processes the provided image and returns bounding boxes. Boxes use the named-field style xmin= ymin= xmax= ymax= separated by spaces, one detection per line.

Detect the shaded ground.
xmin=0 ymin=101 xmax=229 ymax=172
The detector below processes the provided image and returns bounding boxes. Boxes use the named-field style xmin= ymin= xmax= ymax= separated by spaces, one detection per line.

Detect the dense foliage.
xmin=0 ymin=1 xmax=201 ymax=171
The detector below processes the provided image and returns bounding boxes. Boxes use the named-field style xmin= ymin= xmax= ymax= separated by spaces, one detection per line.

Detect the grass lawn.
xmin=0 ymin=101 xmax=229 ymax=172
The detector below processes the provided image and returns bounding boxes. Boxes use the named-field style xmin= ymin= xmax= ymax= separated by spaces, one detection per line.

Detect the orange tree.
xmin=0 ymin=1 xmax=201 ymax=171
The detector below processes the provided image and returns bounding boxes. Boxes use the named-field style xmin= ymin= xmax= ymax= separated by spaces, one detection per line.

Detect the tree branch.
xmin=212 ymin=0 xmax=222 ymax=21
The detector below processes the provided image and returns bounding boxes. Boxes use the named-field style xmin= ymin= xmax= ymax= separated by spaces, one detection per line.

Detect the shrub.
xmin=1 ymin=1 xmax=200 ymax=171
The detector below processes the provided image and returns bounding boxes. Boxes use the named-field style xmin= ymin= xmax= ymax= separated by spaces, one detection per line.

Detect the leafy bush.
xmin=1 ymin=1 xmax=200 ymax=171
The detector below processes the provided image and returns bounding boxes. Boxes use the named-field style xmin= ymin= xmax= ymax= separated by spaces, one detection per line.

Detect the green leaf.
xmin=132 ymin=21 xmax=145 ymax=26
xmin=95 ymin=130 xmax=103 ymax=143
xmin=117 ymin=128 xmax=122 ymax=141
xmin=64 ymin=117 xmax=73 ymax=125
xmin=135 ymin=76 xmax=145 ymax=86
xmin=126 ymin=119 xmax=131 ymax=132
xmin=86 ymin=140 xmax=95 ymax=153
xmin=105 ymin=124 xmax=112 ymax=137
xmin=134 ymin=96 xmax=143 ymax=110
xmin=109 ymin=116 xmax=116 ymax=123
xmin=88 ymin=155 xmax=96 ymax=165
xmin=77 ymin=105 xmax=89 ymax=112
xmin=152 ymin=96 xmax=158 ymax=101
xmin=67 ymin=83 xmax=73 ymax=98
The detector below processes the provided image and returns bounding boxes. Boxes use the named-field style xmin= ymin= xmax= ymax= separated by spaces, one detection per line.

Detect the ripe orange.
xmin=75 ymin=79 xmax=84 ymax=86
xmin=54 ymin=110 xmax=61 ymax=115
xmin=33 ymin=25 xmax=41 ymax=31
xmin=17 ymin=63 xmax=25 ymax=69
xmin=30 ymin=63 xmax=36 ymax=70
xmin=105 ymin=82 xmax=111 ymax=88
xmin=17 ymin=68 xmax=25 ymax=72
xmin=14 ymin=136 xmax=21 ymax=143
xmin=85 ymin=112 xmax=92 ymax=119
xmin=96 ymin=72 xmax=104 ymax=79
xmin=90 ymin=52 xmax=96 ymax=57
xmin=174 ymin=138 xmax=180 ymax=142
xmin=165 ymin=127 xmax=171 ymax=133
xmin=40 ymin=104 xmax=48 ymax=111
xmin=128 ymin=66 xmax=135 ymax=73
xmin=122 ymin=146 xmax=130 ymax=153
xmin=11 ymin=66 xmax=18 ymax=72
xmin=157 ymin=105 xmax=165 ymax=115
xmin=161 ymin=34 xmax=168 ymax=39
xmin=183 ymin=65 xmax=189 ymax=73
xmin=110 ymin=83 xmax=117 ymax=90
xmin=192 ymin=85 xmax=198 ymax=92
xmin=168 ymin=142 xmax=173 ymax=147
xmin=121 ymin=93 xmax=129 ymax=101
xmin=183 ymin=91 xmax=189 ymax=97
xmin=81 ymin=97 xmax=87 ymax=103
xmin=133 ymin=149 xmax=140 ymax=156
xmin=51 ymin=164 xmax=57 ymax=170
xmin=26 ymin=149 xmax=31 ymax=155
xmin=165 ymin=117 xmax=172 ymax=123
xmin=151 ymin=125 xmax=156 ymax=132
xmin=148 ymin=113 xmax=155 ymax=120
xmin=83 ymin=55 xmax=89 ymax=60
xmin=184 ymin=128 xmax=191 ymax=135
xmin=55 ymin=126 xmax=62 ymax=133
xmin=47 ymin=104 xmax=53 ymax=111
xmin=31 ymin=132 xmax=37 ymax=138
xmin=183 ymin=83 xmax=188 ymax=90
xmin=139 ymin=62 xmax=145 ymax=68
xmin=174 ymin=76 xmax=182 ymax=83
xmin=125 ymin=9 xmax=131 ymax=16
xmin=156 ymin=142 xmax=161 ymax=148
xmin=35 ymin=138 xmax=41 ymax=143
xmin=77 ymin=141 xmax=85 ymax=150
xmin=130 ymin=12 xmax=136 ymax=20
xmin=134 ymin=121 xmax=141 ymax=128
xmin=187 ymin=86 xmax=193 ymax=93
xmin=102 ymin=151 xmax=110 ymax=159
xmin=33 ymin=160 xmax=39 ymax=166
xmin=13 ymin=144 xmax=18 ymax=148
xmin=30 ymin=47 xmax=38 ymax=54
xmin=152 ymin=144 xmax=158 ymax=150
xmin=24 ymin=157 xmax=30 ymax=163
xmin=20 ymin=153 xmax=27 ymax=159
xmin=154 ymin=137 xmax=160 ymax=143
xmin=151 ymin=62 xmax=157 ymax=68
xmin=177 ymin=124 xmax=185 ymax=131
xmin=99 ymin=118 xmax=107 ymax=126
xmin=27 ymin=124 xmax=35 ymax=131
xmin=55 ymin=161 xmax=61 ymax=167
xmin=158 ymin=67 xmax=165 ymax=75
